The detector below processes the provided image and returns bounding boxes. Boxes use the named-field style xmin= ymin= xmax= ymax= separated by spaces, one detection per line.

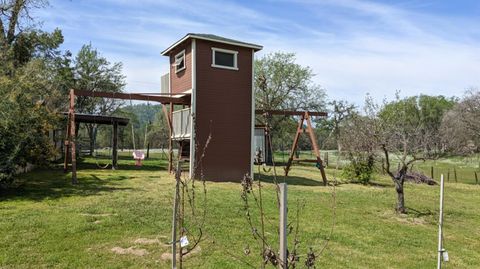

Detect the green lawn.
xmin=1 ymin=153 xmax=479 ymax=268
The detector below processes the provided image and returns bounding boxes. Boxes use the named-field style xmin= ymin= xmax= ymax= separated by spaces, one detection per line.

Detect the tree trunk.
xmin=87 ymin=124 xmax=96 ymax=156
xmin=394 ymin=180 xmax=406 ymax=213
xmin=393 ymin=168 xmax=407 ymax=214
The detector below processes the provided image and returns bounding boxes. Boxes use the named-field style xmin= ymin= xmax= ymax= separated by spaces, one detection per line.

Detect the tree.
xmin=255 ymin=52 xmax=325 ymax=112
xmin=1 ymin=0 xmax=63 ymax=75
xmin=441 ymin=89 xmax=479 ymax=154
xmin=324 ymin=100 xmax=356 ymax=151
xmin=377 ymin=94 xmax=453 ymax=213
xmin=254 ymin=52 xmax=326 ymax=151
xmin=72 ymin=44 xmax=126 ymax=155
xmin=0 ymin=0 xmax=65 ymax=185
xmin=339 ymin=103 xmax=377 ymax=184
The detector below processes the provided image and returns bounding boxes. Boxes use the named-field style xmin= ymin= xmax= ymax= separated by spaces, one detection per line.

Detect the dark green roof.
xmin=161 ymin=33 xmax=262 ymax=55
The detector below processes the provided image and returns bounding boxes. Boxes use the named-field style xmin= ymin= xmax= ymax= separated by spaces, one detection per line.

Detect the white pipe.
xmin=437 ymin=174 xmax=445 ymax=269
xmin=279 ymin=183 xmax=287 ymax=268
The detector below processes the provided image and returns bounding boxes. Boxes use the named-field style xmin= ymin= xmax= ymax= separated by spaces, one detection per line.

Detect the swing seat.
xmin=132 ymin=150 xmax=145 ymax=166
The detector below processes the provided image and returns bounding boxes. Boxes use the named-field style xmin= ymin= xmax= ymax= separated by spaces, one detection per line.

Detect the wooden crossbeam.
xmin=73 ymin=89 xmax=190 ymax=105
xmin=255 ymin=109 xmax=327 ymax=117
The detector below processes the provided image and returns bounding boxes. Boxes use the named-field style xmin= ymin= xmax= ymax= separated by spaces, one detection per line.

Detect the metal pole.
xmin=279 ymin=183 xmax=287 ymax=269
xmin=437 ymin=174 xmax=445 ymax=269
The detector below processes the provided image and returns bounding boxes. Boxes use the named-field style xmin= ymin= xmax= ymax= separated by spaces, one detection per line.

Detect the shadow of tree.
xmin=406 ymin=207 xmax=434 ymax=217
xmin=255 ymin=173 xmax=325 ymax=186
xmin=0 ymin=169 xmax=134 ymax=202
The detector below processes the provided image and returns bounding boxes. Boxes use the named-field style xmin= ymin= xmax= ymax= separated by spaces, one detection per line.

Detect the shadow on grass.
xmin=406 ymin=207 xmax=434 ymax=217
xmin=0 ymin=168 xmax=134 ymax=202
xmin=255 ymin=173 xmax=325 ymax=186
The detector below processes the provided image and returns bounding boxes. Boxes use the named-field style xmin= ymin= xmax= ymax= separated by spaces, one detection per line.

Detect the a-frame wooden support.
xmin=63 ymin=89 xmax=78 ymax=184
xmin=284 ymin=112 xmax=328 ymax=186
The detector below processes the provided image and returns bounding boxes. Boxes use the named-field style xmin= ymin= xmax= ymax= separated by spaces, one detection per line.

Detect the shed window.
xmin=175 ymin=50 xmax=185 ymax=73
xmin=212 ymin=47 xmax=238 ymax=70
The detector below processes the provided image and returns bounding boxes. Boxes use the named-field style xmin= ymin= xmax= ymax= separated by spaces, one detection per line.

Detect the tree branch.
xmin=7 ymin=0 xmax=25 ymax=44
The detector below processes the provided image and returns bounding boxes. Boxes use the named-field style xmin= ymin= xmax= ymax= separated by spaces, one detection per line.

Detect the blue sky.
xmin=36 ymin=0 xmax=480 ymax=104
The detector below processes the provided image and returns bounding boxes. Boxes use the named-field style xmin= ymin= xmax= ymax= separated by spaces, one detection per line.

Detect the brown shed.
xmin=161 ymin=34 xmax=262 ymax=181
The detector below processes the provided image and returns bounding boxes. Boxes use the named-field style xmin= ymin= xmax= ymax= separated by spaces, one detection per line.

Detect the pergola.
xmin=64 ymin=89 xmax=190 ymax=184
xmin=61 ymin=112 xmax=129 ymax=170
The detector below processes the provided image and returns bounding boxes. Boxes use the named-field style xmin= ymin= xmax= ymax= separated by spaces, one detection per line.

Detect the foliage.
xmin=68 ymin=44 xmax=126 ymax=155
xmin=254 ymin=52 xmax=327 ymax=152
xmin=339 ymin=102 xmax=377 ymax=184
xmin=0 ymin=0 xmax=65 ymax=185
xmin=341 ymin=156 xmax=375 ymax=184
xmin=322 ymin=100 xmax=356 ymax=151
xmin=255 ymin=52 xmax=325 ymax=112
xmin=441 ymin=89 xmax=480 ymax=154
xmin=0 ymin=60 xmax=58 ymax=185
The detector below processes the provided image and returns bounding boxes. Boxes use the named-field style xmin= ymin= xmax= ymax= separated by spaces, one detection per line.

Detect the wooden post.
xmin=162 ymin=103 xmax=174 ymax=173
xmin=475 ymin=171 xmax=478 ymax=185
xmin=146 ymin=143 xmax=150 ymax=159
xmin=63 ymin=112 xmax=72 ymax=173
xmin=69 ymin=89 xmax=77 ymax=184
xmin=431 ymin=166 xmax=434 ymax=179
xmin=169 ymin=103 xmax=174 ymax=173
xmin=171 ymin=163 xmax=181 ymax=269
xmin=279 ymin=183 xmax=287 ymax=269
xmin=454 ymin=167 xmax=457 ymax=183
xmin=305 ymin=113 xmax=328 ymax=186
xmin=285 ymin=115 xmax=304 ymax=176
xmin=112 ymin=122 xmax=118 ymax=170
xmin=284 ymin=112 xmax=328 ymax=185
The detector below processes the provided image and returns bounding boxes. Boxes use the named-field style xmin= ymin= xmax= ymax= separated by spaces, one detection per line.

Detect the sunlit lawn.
xmin=1 ymin=152 xmax=479 ymax=268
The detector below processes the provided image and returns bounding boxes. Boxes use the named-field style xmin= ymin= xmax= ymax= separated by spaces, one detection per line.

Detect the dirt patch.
xmin=381 ymin=210 xmax=426 ymax=225
xmin=161 ymin=246 xmax=202 ymax=261
xmin=394 ymin=215 xmax=426 ymax=225
xmin=134 ymin=238 xmax=160 ymax=245
xmin=111 ymin=246 xmax=148 ymax=256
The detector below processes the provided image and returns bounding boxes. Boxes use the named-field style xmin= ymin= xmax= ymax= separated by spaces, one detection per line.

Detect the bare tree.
xmin=376 ymin=94 xmax=451 ymax=213
xmin=441 ymin=89 xmax=480 ymax=154
xmin=327 ymin=100 xmax=356 ymax=151
xmin=339 ymin=110 xmax=378 ymax=184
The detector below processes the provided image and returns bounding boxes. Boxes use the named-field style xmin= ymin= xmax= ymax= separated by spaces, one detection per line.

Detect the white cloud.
xmin=38 ymin=0 xmax=480 ymax=105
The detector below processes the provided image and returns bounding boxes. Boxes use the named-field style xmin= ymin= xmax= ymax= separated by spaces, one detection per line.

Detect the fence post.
xmin=431 ymin=166 xmax=434 ymax=179
xmin=475 ymin=171 xmax=478 ymax=185
xmin=279 ymin=183 xmax=287 ymax=269
xmin=447 ymin=170 xmax=450 ymax=182
xmin=454 ymin=167 xmax=457 ymax=183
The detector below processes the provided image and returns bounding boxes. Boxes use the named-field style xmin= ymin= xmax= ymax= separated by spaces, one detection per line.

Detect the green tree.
xmin=441 ymin=89 xmax=478 ymax=154
xmin=0 ymin=0 xmax=65 ymax=185
xmin=254 ymin=52 xmax=326 ymax=151
xmin=72 ymin=44 xmax=126 ymax=155
xmin=378 ymin=94 xmax=454 ymax=213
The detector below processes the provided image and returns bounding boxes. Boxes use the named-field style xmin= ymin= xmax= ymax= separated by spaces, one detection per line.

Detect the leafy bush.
xmin=342 ymin=155 xmax=375 ymax=184
xmin=0 ymin=61 xmax=58 ymax=186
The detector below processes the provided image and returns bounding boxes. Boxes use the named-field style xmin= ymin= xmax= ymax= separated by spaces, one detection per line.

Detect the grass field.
xmin=1 ymin=153 xmax=479 ymax=268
